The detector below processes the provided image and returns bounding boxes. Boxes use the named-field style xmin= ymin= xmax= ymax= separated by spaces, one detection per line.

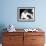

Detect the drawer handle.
xmin=32 ymin=39 xmax=36 ymax=40
xmin=9 ymin=38 xmax=12 ymax=40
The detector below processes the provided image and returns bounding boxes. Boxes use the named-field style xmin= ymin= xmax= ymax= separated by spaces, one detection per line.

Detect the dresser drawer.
xmin=24 ymin=32 xmax=44 ymax=36
xmin=3 ymin=35 xmax=23 ymax=44
xmin=24 ymin=36 xmax=32 ymax=46
xmin=24 ymin=36 xmax=32 ymax=42
xmin=3 ymin=42 xmax=23 ymax=46
xmin=3 ymin=32 xmax=23 ymax=36
xmin=32 ymin=44 xmax=44 ymax=46
xmin=32 ymin=36 xmax=45 ymax=44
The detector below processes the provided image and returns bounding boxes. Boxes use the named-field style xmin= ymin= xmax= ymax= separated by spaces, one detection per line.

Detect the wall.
xmin=0 ymin=0 xmax=46 ymax=43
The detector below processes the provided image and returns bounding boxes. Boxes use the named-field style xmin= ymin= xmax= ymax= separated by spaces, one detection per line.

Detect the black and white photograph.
xmin=17 ymin=7 xmax=35 ymax=22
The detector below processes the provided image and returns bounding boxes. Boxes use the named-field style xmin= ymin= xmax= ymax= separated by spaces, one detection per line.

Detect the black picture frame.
xmin=17 ymin=7 xmax=35 ymax=22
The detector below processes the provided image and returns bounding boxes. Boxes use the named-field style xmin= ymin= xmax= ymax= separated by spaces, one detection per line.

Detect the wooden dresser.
xmin=2 ymin=32 xmax=45 ymax=46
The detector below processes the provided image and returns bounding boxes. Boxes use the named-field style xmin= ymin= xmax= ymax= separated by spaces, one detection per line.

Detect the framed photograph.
xmin=17 ymin=7 xmax=35 ymax=22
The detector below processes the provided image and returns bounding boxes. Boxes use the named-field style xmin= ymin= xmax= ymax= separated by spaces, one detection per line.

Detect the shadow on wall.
xmin=0 ymin=24 xmax=7 ymax=43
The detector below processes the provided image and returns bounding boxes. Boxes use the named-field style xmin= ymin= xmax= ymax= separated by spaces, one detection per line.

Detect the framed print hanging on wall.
xmin=17 ymin=7 xmax=35 ymax=22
